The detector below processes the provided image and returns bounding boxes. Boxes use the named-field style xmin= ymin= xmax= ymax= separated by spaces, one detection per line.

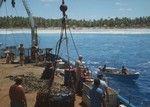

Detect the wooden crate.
xmin=82 ymin=82 xmax=91 ymax=107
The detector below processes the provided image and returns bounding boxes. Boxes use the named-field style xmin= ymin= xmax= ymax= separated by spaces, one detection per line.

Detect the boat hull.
xmin=103 ymin=72 xmax=140 ymax=80
xmin=99 ymin=67 xmax=140 ymax=80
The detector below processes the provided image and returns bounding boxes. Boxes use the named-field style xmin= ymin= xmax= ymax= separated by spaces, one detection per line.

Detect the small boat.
xmin=99 ymin=66 xmax=140 ymax=80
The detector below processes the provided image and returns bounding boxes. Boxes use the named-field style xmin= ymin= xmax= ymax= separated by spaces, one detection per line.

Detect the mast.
xmin=0 ymin=0 xmax=38 ymax=47
xmin=0 ymin=0 xmax=3 ymax=8
xmin=22 ymin=0 xmax=38 ymax=47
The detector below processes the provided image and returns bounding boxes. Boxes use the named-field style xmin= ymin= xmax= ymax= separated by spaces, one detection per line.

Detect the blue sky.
xmin=0 ymin=0 xmax=150 ymax=20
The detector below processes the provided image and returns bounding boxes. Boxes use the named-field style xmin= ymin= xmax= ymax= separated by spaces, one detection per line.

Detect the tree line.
xmin=0 ymin=16 xmax=150 ymax=28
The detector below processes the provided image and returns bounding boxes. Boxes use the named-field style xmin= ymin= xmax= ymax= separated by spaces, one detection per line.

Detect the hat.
xmin=97 ymin=74 xmax=103 ymax=78
xmin=94 ymin=79 xmax=100 ymax=86
xmin=15 ymin=77 xmax=23 ymax=84
xmin=79 ymin=55 xmax=82 ymax=58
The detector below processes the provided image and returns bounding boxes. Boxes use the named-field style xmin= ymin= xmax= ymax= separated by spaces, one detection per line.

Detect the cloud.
xmin=40 ymin=0 xmax=59 ymax=3
xmin=126 ymin=8 xmax=132 ymax=11
xmin=119 ymin=8 xmax=133 ymax=12
xmin=115 ymin=1 xmax=127 ymax=6
xmin=115 ymin=2 xmax=121 ymax=6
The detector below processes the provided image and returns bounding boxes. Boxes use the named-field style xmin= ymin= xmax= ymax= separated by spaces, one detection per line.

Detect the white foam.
xmin=0 ymin=28 xmax=150 ymax=34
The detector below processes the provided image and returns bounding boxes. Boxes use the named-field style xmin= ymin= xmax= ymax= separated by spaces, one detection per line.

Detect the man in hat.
xmin=75 ymin=55 xmax=85 ymax=94
xmin=9 ymin=77 xmax=27 ymax=107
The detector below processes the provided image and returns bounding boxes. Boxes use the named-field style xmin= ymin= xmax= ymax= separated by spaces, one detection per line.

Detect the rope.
xmin=67 ymin=21 xmax=80 ymax=57
xmin=55 ymin=24 xmax=64 ymax=58
xmin=64 ymin=20 xmax=70 ymax=66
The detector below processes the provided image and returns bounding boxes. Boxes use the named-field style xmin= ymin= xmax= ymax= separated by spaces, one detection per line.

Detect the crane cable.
xmin=64 ymin=17 xmax=70 ymax=66
xmin=55 ymin=0 xmax=72 ymax=68
xmin=55 ymin=0 xmax=67 ymax=58
xmin=55 ymin=22 xmax=64 ymax=58
xmin=66 ymin=18 xmax=80 ymax=57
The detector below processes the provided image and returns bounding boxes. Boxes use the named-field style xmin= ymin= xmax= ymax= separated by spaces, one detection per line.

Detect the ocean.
xmin=0 ymin=33 xmax=150 ymax=106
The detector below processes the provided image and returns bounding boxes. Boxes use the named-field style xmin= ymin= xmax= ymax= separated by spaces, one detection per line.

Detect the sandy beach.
xmin=0 ymin=27 xmax=150 ymax=34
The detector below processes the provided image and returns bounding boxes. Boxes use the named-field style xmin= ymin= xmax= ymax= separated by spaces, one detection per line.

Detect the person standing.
xmin=18 ymin=44 xmax=25 ymax=66
xmin=90 ymin=79 xmax=104 ymax=107
xmin=5 ymin=50 xmax=10 ymax=64
xmin=75 ymin=55 xmax=85 ymax=94
xmin=34 ymin=46 xmax=39 ymax=65
xmin=97 ymin=74 xmax=109 ymax=107
xmin=9 ymin=77 xmax=27 ymax=107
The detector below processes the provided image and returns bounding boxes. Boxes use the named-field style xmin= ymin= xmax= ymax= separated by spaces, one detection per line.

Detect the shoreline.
xmin=0 ymin=27 xmax=150 ymax=34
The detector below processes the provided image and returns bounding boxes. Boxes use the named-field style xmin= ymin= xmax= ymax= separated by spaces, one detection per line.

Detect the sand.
xmin=0 ymin=27 xmax=150 ymax=34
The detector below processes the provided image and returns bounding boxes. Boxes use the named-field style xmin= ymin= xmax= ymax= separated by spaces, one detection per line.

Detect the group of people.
xmin=74 ymin=55 xmax=110 ymax=107
xmin=75 ymin=55 xmax=93 ymax=95
xmin=8 ymin=54 xmax=109 ymax=107
xmin=5 ymin=43 xmax=42 ymax=66
xmin=5 ymin=44 xmax=25 ymax=65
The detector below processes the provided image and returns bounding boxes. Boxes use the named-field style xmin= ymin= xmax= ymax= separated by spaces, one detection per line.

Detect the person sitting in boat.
xmin=18 ymin=44 xmax=25 ymax=66
xmin=102 ymin=64 xmax=106 ymax=72
xmin=97 ymin=74 xmax=109 ymax=106
xmin=121 ymin=66 xmax=127 ymax=75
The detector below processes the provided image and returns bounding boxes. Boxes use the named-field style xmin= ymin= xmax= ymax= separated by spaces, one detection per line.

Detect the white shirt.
xmin=99 ymin=80 xmax=108 ymax=92
xmin=75 ymin=59 xmax=85 ymax=68
xmin=119 ymin=104 xmax=127 ymax=107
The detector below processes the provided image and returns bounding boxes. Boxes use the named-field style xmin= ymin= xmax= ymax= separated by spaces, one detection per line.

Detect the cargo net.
xmin=35 ymin=81 xmax=75 ymax=107
xmin=7 ymin=74 xmax=75 ymax=107
xmin=6 ymin=74 xmax=48 ymax=92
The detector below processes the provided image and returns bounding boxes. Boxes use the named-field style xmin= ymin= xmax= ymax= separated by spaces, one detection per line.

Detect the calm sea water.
xmin=0 ymin=33 xmax=150 ymax=106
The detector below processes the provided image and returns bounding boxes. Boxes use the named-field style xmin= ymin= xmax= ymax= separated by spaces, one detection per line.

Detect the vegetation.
xmin=0 ymin=16 xmax=150 ymax=28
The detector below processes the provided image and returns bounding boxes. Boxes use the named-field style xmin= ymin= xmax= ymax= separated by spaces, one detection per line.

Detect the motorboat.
xmin=99 ymin=66 xmax=140 ymax=80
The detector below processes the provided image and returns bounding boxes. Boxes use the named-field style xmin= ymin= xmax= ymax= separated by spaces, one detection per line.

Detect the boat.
xmin=0 ymin=0 xmax=138 ymax=107
xmin=98 ymin=66 xmax=140 ymax=80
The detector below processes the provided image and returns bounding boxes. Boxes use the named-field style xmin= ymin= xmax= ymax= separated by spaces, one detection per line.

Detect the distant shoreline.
xmin=0 ymin=27 xmax=150 ymax=34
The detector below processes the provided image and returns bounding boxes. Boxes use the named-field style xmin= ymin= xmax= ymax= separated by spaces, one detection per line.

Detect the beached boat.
xmin=99 ymin=66 xmax=140 ymax=80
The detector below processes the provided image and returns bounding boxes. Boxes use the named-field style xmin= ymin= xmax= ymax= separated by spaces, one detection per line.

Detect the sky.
xmin=0 ymin=0 xmax=150 ymax=20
